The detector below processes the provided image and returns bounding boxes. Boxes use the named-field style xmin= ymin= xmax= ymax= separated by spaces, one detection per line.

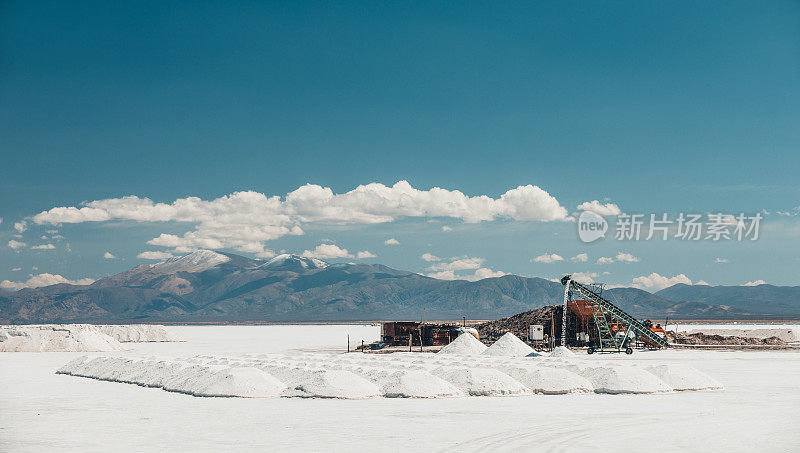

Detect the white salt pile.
xmin=97 ymin=325 xmax=184 ymax=343
xmin=0 ymin=324 xmax=184 ymax=352
xmin=645 ymin=364 xmax=723 ymax=391
xmin=378 ymin=370 xmax=464 ymax=398
xmin=437 ymin=332 xmax=488 ymax=355
xmin=281 ymin=369 xmax=380 ymax=399
xmin=57 ymin=351 xmax=724 ymax=399
xmin=482 ymin=332 xmax=534 ymax=357
xmin=573 ymin=365 xmax=672 ymax=394
xmin=432 ymin=367 xmax=529 ymax=396
xmin=0 ymin=325 xmax=124 ymax=352
xmin=494 ymin=364 xmax=593 ymax=394
xmin=549 ymin=346 xmax=576 ymax=357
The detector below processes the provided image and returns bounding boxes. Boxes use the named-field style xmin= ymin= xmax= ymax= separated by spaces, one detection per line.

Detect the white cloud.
xmin=427 ymin=256 xmax=484 ymax=272
xmin=743 ymin=279 xmax=766 ymax=286
xmin=0 ymin=217 xmax=2 ymax=224
xmin=441 ymin=226 xmax=453 ymax=232
xmin=137 ymin=251 xmax=175 ymax=260
xmin=570 ymin=253 xmax=588 ymax=263
xmin=715 ymin=258 xmax=728 ymax=263
xmin=7 ymin=240 xmax=26 ymax=250
xmin=11 ymin=267 xmax=21 ymax=272
xmin=427 ymin=267 xmax=506 ymax=282
xmin=533 ymin=253 xmax=564 ymax=264
xmin=356 ymin=250 xmax=376 ymax=259
xmin=13 ymin=221 xmax=27 ymax=233
xmin=631 ymin=273 xmax=692 ymax=291
xmin=472 ymin=268 xmax=507 ymax=280
xmin=614 ymin=252 xmax=639 ymax=263
xmin=103 ymin=252 xmax=117 ymax=259
xmin=424 ymin=255 xmax=505 ymax=281
xmin=595 ymin=252 xmax=638 ymax=265
xmin=421 ymin=252 xmax=441 ymax=262
xmin=571 ymin=272 xmax=599 ymax=284
xmin=0 ymin=273 xmax=94 ymax=291
xmin=384 ymin=238 xmax=401 ymax=245
xmin=577 ymin=200 xmax=621 ymax=216
xmin=31 ymin=244 xmax=56 ymax=250
xmin=301 ymin=244 xmax=353 ymax=259
xmin=30 ymin=181 xmax=570 ymax=256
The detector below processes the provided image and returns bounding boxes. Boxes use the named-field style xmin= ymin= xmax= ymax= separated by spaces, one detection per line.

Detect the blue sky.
xmin=2 ymin=1 xmax=799 ymax=290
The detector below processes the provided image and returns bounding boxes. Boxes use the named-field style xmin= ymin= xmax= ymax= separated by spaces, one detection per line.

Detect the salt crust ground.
xmin=4 ymin=325 xmax=799 ymax=452
xmin=0 ymin=324 xmax=184 ymax=352
xmin=57 ymin=337 xmax=722 ymax=398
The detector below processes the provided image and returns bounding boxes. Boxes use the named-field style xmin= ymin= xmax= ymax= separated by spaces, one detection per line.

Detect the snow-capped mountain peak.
xmin=264 ymin=254 xmax=327 ymax=270
xmin=150 ymin=250 xmax=231 ymax=274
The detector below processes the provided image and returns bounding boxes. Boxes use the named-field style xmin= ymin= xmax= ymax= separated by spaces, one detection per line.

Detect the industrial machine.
xmin=560 ymin=275 xmax=669 ymax=354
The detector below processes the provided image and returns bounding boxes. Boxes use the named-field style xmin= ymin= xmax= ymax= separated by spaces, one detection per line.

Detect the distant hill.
xmin=656 ymin=283 xmax=800 ymax=317
xmin=0 ymin=251 xmax=791 ymax=323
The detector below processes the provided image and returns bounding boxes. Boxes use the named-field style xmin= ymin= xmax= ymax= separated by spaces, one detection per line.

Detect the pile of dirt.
xmin=667 ymin=331 xmax=786 ymax=346
xmin=476 ymin=306 xmax=564 ymax=342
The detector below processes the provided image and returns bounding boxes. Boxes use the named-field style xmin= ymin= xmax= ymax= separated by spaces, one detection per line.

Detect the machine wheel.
xmin=625 ymin=347 xmax=633 ymax=355
xmin=587 ymin=347 xmax=595 ymax=355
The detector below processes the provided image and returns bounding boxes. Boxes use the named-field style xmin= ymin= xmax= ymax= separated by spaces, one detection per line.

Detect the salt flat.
xmin=1 ymin=325 xmax=799 ymax=452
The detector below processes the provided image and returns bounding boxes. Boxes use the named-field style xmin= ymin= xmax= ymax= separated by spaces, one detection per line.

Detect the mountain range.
xmin=1 ymin=250 xmax=798 ymax=323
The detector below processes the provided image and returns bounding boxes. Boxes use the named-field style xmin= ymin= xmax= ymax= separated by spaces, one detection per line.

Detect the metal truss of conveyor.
xmin=561 ymin=275 xmax=669 ymax=351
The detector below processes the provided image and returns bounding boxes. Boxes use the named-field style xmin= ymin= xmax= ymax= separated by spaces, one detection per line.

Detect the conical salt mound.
xmin=482 ymin=332 xmax=534 ymax=356
xmin=549 ymin=346 xmax=575 ymax=357
xmin=437 ymin=332 xmax=487 ymax=355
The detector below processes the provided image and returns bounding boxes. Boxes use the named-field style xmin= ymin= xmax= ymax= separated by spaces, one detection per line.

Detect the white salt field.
xmin=2 ymin=324 xmax=800 ymax=451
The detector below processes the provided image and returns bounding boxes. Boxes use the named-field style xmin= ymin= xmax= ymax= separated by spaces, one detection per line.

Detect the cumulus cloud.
xmin=715 ymin=258 xmax=728 ymax=263
xmin=421 ymin=252 xmax=441 ymax=262
xmin=301 ymin=244 xmax=353 ymax=259
xmin=427 ymin=267 xmax=506 ymax=282
xmin=427 ymin=256 xmax=484 ymax=272
xmin=423 ymin=255 xmax=505 ymax=281
xmin=0 ymin=273 xmax=94 ymax=291
xmin=7 ymin=240 xmax=26 ymax=250
xmin=137 ymin=251 xmax=175 ymax=260
xmin=533 ymin=253 xmax=564 ymax=264
xmin=472 ymin=268 xmax=507 ymax=280
xmin=103 ymin=252 xmax=117 ymax=259
xmin=596 ymin=252 xmax=639 ymax=265
xmin=743 ymin=280 xmax=766 ymax=286
xmin=356 ymin=250 xmax=376 ymax=259
xmin=614 ymin=252 xmax=639 ymax=263
xmin=631 ymin=273 xmax=692 ymax=291
xmin=31 ymin=244 xmax=56 ymax=250
xmin=577 ymin=200 xmax=621 ymax=216
xmin=571 ymin=272 xmax=599 ymax=284
xmin=384 ymin=238 xmax=400 ymax=245
xmin=441 ymin=226 xmax=453 ymax=232
xmin=570 ymin=253 xmax=588 ymax=263
xmin=13 ymin=221 xmax=27 ymax=233
xmin=30 ymin=181 xmax=570 ymax=256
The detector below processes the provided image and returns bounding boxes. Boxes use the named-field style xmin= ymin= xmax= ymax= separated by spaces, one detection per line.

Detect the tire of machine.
xmin=587 ymin=347 xmax=595 ymax=354
xmin=625 ymin=347 xmax=633 ymax=355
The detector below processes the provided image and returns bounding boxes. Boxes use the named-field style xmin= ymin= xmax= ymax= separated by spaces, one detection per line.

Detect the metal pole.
xmin=561 ymin=278 xmax=570 ymax=347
